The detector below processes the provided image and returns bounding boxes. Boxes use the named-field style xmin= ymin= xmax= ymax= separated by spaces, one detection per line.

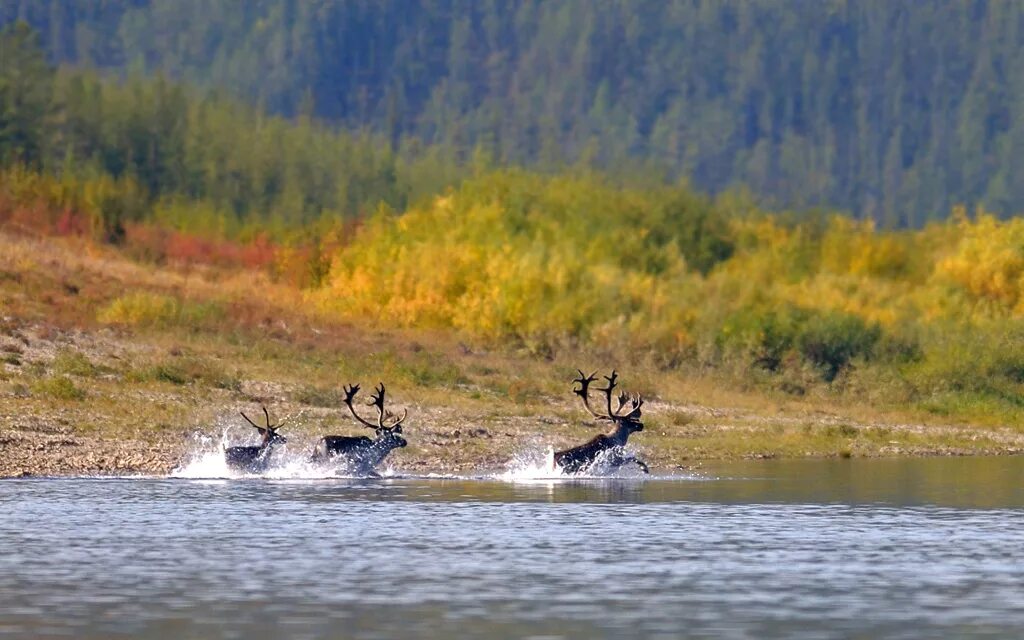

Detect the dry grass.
xmin=1 ymin=230 xmax=1022 ymax=476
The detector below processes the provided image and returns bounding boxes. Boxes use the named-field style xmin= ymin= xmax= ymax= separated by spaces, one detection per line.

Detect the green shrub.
xmin=392 ymin=354 xmax=467 ymax=388
xmin=336 ymin=349 xmax=468 ymax=389
xmin=651 ymin=192 xmax=735 ymax=275
xmin=716 ymin=305 xmax=802 ymax=371
xmin=97 ymin=292 xmax=224 ymax=329
xmin=294 ymin=385 xmax=343 ymax=407
xmin=145 ymin=364 xmax=189 ymax=385
xmin=129 ymin=357 xmax=239 ymax=390
xmin=904 ymin=324 xmax=1024 ymax=414
xmin=795 ymin=312 xmax=881 ymax=382
xmin=98 ymin=292 xmax=179 ymax=326
xmin=178 ymin=300 xmax=226 ymax=327
xmin=716 ymin=306 xmax=881 ymax=382
xmin=31 ymin=375 xmax=86 ymax=400
xmin=873 ymin=328 xmax=923 ymax=364
xmin=52 ymin=349 xmax=98 ymax=377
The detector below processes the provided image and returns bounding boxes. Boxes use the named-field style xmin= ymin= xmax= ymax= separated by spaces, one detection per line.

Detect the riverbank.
xmin=3 ymin=230 xmax=1024 ymax=478
xmin=5 ymin=397 xmax=1024 ymax=478
xmin=3 ymin=317 xmax=1022 ymax=478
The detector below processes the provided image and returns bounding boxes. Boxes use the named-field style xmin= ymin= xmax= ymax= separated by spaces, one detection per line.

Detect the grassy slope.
xmin=1 ymin=230 xmax=1022 ymax=477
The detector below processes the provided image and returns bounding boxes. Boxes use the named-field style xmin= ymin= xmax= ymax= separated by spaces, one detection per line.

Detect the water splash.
xmin=169 ymin=430 xmax=234 ymax=478
xmin=169 ymin=426 xmax=390 ymax=480
xmin=496 ymin=446 xmax=656 ymax=481
xmin=496 ymin=447 xmax=567 ymax=481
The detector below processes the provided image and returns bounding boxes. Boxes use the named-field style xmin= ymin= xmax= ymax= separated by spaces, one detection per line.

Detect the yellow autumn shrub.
xmin=936 ymin=210 xmax=1024 ymax=315
xmin=313 ymin=171 xmax=700 ymax=348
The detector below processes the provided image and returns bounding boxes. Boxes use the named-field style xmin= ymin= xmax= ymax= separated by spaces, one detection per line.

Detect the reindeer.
xmin=309 ymin=382 xmax=408 ymax=476
xmin=224 ymin=406 xmax=287 ymax=473
xmin=554 ymin=370 xmax=650 ymax=475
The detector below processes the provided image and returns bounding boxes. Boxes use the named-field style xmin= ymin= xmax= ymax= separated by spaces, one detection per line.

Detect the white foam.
xmin=496 ymin=447 xmax=567 ymax=481
xmin=495 ymin=446 xmax=656 ymax=482
xmin=170 ymin=430 xmax=234 ymax=478
xmin=169 ymin=428 xmax=373 ymax=480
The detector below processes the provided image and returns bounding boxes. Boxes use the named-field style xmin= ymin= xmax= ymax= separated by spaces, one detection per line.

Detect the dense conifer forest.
xmin=3 ymin=0 xmax=1023 ymax=223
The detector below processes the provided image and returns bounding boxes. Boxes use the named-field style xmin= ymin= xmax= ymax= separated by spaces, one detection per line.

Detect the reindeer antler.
xmin=613 ymin=390 xmax=643 ymax=418
xmin=599 ymin=370 xmax=620 ymax=417
xmin=240 ymin=405 xmax=281 ymax=431
xmin=345 ymin=382 xmax=407 ymax=430
xmin=343 ymin=383 xmax=378 ymax=430
xmin=368 ymin=383 xmax=387 ymax=428
xmin=615 ymin=390 xmax=629 ymax=414
xmin=240 ymin=405 xmax=284 ymax=444
xmin=573 ymin=369 xmax=642 ymax=422
xmin=573 ymin=369 xmax=607 ymax=419
xmin=618 ymin=394 xmax=643 ymax=419
xmin=370 ymin=383 xmax=408 ymax=428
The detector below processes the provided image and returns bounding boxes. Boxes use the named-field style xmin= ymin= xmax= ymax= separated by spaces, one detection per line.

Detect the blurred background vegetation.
xmin=4 ymin=0 xmax=1024 ymax=223
xmin=2 ymin=3 xmax=1024 ymax=426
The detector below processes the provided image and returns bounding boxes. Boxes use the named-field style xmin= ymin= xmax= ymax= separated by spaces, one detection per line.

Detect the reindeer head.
xmin=239 ymin=406 xmax=288 ymax=446
xmin=573 ymin=369 xmax=644 ymax=434
xmin=343 ymin=382 xmax=409 ymax=449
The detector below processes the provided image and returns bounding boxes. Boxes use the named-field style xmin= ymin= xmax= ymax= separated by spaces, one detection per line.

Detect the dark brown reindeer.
xmin=554 ymin=370 xmax=650 ymax=475
xmin=224 ymin=406 xmax=288 ymax=473
xmin=309 ymin=383 xmax=408 ymax=476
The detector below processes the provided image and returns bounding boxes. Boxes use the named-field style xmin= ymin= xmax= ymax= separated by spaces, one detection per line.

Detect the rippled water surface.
xmin=3 ymin=457 xmax=1024 ymax=639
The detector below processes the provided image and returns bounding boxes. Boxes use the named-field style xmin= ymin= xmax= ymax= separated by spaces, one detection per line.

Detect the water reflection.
xmin=696 ymin=456 xmax=1024 ymax=508
xmin=172 ymin=454 xmax=1024 ymax=508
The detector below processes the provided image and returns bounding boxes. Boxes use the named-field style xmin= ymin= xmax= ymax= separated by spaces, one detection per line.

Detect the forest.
xmin=3 ymin=0 xmax=1023 ymax=225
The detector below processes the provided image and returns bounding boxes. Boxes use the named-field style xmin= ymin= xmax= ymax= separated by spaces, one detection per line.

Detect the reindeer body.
xmin=224 ymin=407 xmax=287 ymax=473
xmin=553 ymin=370 xmax=650 ymax=475
xmin=310 ymin=432 xmax=407 ymax=476
xmin=309 ymin=382 xmax=409 ymax=476
xmin=224 ymin=443 xmax=280 ymax=473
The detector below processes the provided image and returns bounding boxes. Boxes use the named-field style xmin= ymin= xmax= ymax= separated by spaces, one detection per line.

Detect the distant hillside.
xmin=0 ymin=20 xmax=468 ymax=249
xmin=3 ymin=0 xmax=1023 ymax=224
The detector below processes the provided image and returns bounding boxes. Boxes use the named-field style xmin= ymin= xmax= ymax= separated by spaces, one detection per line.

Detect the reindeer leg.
xmin=618 ymin=455 xmax=650 ymax=474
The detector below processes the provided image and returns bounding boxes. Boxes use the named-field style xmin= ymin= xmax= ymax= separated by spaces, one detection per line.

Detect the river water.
xmin=2 ymin=456 xmax=1024 ymax=639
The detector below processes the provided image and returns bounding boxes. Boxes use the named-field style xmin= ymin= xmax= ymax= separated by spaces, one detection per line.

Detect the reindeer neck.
xmin=367 ymin=436 xmax=399 ymax=462
xmin=605 ymin=421 xmax=633 ymax=446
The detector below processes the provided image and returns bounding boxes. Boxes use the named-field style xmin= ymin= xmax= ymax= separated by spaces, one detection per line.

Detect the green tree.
xmin=0 ymin=21 xmax=54 ymax=167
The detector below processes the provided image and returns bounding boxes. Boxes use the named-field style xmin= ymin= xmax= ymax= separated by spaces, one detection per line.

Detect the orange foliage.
xmin=0 ymin=171 xmax=91 ymax=237
xmin=123 ymin=223 xmax=276 ymax=270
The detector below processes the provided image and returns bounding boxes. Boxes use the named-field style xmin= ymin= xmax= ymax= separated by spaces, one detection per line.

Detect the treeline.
xmin=4 ymin=0 xmax=1023 ymax=224
xmin=0 ymin=21 xmax=463 ymax=244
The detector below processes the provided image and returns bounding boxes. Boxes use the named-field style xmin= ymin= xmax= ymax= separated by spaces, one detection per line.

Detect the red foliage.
xmin=0 ymin=193 xmax=88 ymax=238
xmin=54 ymin=207 xmax=90 ymax=237
xmin=1 ymin=175 xmax=293 ymax=276
xmin=123 ymin=223 xmax=277 ymax=271
xmin=239 ymin=233 xmax=275 ymax=269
